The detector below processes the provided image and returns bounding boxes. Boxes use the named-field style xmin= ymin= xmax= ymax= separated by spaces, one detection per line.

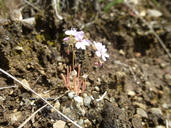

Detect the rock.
xmin=0 ymin=95 xmax=5 ymax=104
xmin=132 ymin=116 xmax=144 ymax=128
xmin=155 ymin=126 xmax=165 ymax=128
xmin=119 ymin=49 xmax=125 ymax=56
xmin=168 ymin=120 xmax=171 ymax=127
xmin=74 ymin=95 xmax=83 ymax=109
xmin=147 ymin=9 xmax=163 ymax=17
xmin=73 ymin=96 xmax=85 ymax=115
xmin=57 ymin=65 xmax=64 ymax=71
xmin=78 ymin=119 xmax=84 ymax=126
xmin=56 ymin=56 xmax=62 ymax=62
xmin=149 ymin=108 xmax=163 ymax=115
xmin=127 ymin=90 xmax=136 ymax=96
xmin=163 ymin=74 xmax=171 ymax=80
xmin=136 ymin=108 xmax=148 ymax=118
xmin=68 ymin=91 xmax=75 ymax=99
xmin=134 ymin=52 xmax=141 ymax=57
xmin=84 ymin=119 xmax=92 ymax=128
xmin=53 ymin=100 xmax=60 ymax=111
xmin=83 ymin=95 xmax=92 ymax=107
xmin=14 ymin=46 xmax=25 ymax=54
xmin=21 ymin=79 xmax=31 ymax=91
xmin=9 ymin=111 xmax=22 ymax=124
xmin=74 ymin=95 xmax=83 ymax=103
xmin=82 ymin=93 xmax=87 ymax=97
xmin=53 ymin=120 xmax=66 ymax=128
xmin=162 ymin=103 xmax=169 ymax=109
xmin=61 ymin=96 xmax=68 ymax=102
xmin=160 ymin=63 xmax=166 ymax=69
xmin=94 ymin=86 xmax=100 ymax=91
xmin=62 ymin=107 xmax=72 ymax=116
xmin=132 ymin=102 xmax=147 ymax=110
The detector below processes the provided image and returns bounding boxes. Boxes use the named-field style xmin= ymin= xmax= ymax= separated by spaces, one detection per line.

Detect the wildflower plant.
xmin=61 ymin=28 xmax=109 ymax=95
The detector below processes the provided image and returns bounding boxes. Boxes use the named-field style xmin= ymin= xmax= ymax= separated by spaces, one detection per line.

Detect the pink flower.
xmin=75 ymin=31 xmax=90 ymax=50
xmin=65 ymin=28 xmax=77 ymax=36
xmin=93 ymin=41 xmax=109 ymax=61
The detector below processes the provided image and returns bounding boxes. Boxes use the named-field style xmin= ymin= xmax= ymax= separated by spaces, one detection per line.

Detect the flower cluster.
xmin=63 ymin=28 xmax=109 ymax=62
xmin=62 ymin=28 xmax=109 ymax=95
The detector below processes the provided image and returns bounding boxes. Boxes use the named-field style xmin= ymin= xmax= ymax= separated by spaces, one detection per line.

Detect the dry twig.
xmin=0 ymin=68 xmax=82 ymax=128
xmin=18 ymin=91 xmax=69 ymax=128
xmin=0 ymin=85 xmax=17 ymax=90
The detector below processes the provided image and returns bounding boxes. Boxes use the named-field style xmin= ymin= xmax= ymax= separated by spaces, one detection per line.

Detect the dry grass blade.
xmin=23 ymin=0 xmax=42 ymax=12
xmin=0 ymin=68 xmax=82 ymax=128
xmin=18 ymin=91 xmax=68 ymax=128
xmin=18 ymin=104 xmax=47 ymax=128
xmin=0 ymin=85 xmax=17 ymax=90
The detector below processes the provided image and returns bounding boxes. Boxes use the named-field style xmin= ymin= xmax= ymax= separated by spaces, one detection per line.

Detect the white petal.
xmin=104 ymin=53 xmax=109 ymax=58
xmin=102 ymin=55 xmax=106 ymax=61
xmin=65 ymin=29 xmax=77 ymax=36
xmin=102 ymin=48 xmax=107 ymax=53
xmin=75 ymin=42 xmax=81 ymax=49
xmin=81 ymin=45 xmax=86 ymax=50
xmin=82 ymin=39 xmax=90 ymax=45
xmin=95 ymin=51 xmax=101 ymax=57
xmin=65 ymin=30 xmax=72 ymax=35
xmin=75 ymin=31 xmax=84 ymax=41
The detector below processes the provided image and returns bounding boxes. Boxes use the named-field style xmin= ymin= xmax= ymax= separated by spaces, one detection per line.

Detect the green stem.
xmin=72 ymin=45 xmax=75 ymax=70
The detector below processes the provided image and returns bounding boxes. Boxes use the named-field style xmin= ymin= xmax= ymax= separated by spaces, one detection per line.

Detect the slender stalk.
xmin=77 ymin=64 xmax=80 ymax=95
xmin=66 ymin=66 xmax=70 ymax=89
xmin=74 ymin=75 xmax=77 ymax=94
xmin=71 ymin=45 xmax=75 ymax=70
xmin=82 ymin=80 xmax=86 ymax=92
xmin=69 ymin=66 xmax=72 ymax=89
xmin=61 ymin=74 xmax=66 ymax=86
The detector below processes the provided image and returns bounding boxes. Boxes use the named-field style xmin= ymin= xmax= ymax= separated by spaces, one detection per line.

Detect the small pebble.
xmin=9 ymin=111 xmax=22 ymax=124
xmin=82 ymin=93 xmax=87 ymax=97
xmin=137 ymin=108 xmax=148 ymax=118
xmin=74 ymin=96 xmax=83 ymax=103
xmin=94 ymin=86 xmax=100 ymax=91
xmin=160 ymin=63 xmax=166 ymax=68
xmin=119 ymin=49 xmax=125 ymax=56
xmin=84 ymin=119 xmax=92 ymax=127
xmin=162 ymin=103 xmax=168 ymax=109
xmin=83 ymin=96 xmax=92 ymax=107
xmin=53 ymin=120 xmax=66 ymax=128
xmin=53 ymin=100 xmax=60 ymax=111
xmin=61 ymin=96 xmax=68 ymax=102
xmin=149 ymin=108 xmax=163 ymax=115
xmin=78 ymin=119 xmax=84 ymax=126
xmin=134 ymin=52 xmax=141 ymax=57
xmin=21 ymin=79 xmax=31 ymax=91
xmin=68 ymin=91 xmax=75 ymax=99
xmin=0 ymin=95 xmax=5 ymax=104
xmin=133 ymin=102 xmax=147 ymax=110
xmin=57 ymin=65 xmax=64 ymax=71
xmin=163 ymin=74 xmax=171 ymax=80
xmin=127 ymin=90 xmax=136 ymax=96
xmin=155 ymin=126 xmax=165 ymax=128
xmin=57 ymin=56 xmax=62 ymax=62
